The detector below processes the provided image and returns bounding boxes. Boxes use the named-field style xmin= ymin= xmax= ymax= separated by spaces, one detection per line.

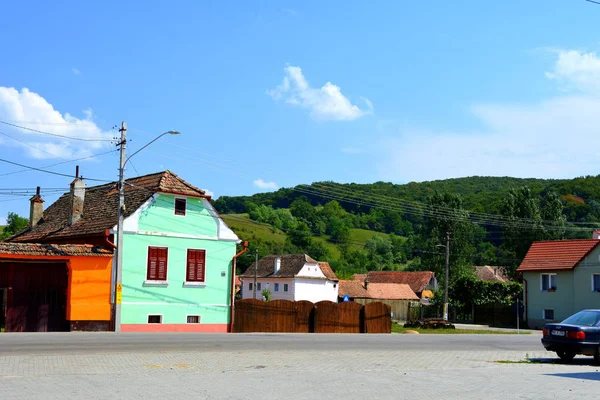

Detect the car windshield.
xmin=561 ymin=311 xmax=600 ymax=327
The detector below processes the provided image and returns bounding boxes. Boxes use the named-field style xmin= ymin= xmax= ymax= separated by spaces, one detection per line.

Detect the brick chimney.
xmin=364 ymin=279 xmax=369 ymax=291
xmin=594 ymin=230 xmax=600 ymax=240
xmin=274 ymin=257 xmax=281 ymax=274
xmin=69 ymin=166 xmax=86 ymax=225
xmin=29 ymin=186 xmax=44 ymax=228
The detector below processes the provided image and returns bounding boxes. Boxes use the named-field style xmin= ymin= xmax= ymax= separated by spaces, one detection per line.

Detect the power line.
xmin=0 ymin=130 xmax=69 ymax=160
xmin=0 ymin=120 xmax=114 ymax=142
xmin=0 ymin=157 xmax=111 ymax=182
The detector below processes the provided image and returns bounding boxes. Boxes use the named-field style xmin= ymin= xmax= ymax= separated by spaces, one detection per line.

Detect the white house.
xmin=238 ymin=254 xmax=339 ymax=303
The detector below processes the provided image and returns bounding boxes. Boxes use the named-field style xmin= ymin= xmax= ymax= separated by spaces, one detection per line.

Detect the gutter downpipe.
xmin=521 ymin=274 xmax=528 ymax=324
xmin=230 ymin=241 xmax=248 ymax=333
xmin=103 ymin=229 xmax=117 ymax=249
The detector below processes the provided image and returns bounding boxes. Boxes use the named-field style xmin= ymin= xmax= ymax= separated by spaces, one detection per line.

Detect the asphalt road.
xmin=0 ymin=331 xmax=543 ymax=356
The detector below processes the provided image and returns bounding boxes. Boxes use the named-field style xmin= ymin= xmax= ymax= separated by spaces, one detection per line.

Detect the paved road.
xmin=0 ymin=331 xmax=542 ymax=356
xmin=1 ymin=332 xmax=598 ymax=400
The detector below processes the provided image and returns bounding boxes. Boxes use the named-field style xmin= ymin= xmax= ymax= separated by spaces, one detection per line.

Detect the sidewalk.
xmin=453 ymin=323 xmax=541 ymax=334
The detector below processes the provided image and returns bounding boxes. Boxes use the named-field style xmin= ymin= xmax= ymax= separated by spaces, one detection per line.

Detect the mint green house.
xmin=518 ymin=239 xmax=600 ymax=329
xmin=117 ymin=171 xmax=240 ymax=332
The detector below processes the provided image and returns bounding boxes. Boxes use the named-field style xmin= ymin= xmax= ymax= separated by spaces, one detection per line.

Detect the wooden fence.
xmin=233 ymin=299 xmax=391 ymax=334
xmin=354 ymin=299 xmax=411 ymax=321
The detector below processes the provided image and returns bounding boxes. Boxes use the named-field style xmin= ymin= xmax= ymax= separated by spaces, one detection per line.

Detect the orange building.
xmin=0 ymin=243 xmax=113 ymax=332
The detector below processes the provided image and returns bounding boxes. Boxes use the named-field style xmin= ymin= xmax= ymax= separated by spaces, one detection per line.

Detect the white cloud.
xmin=202 ymin=188 xmax=215 ymax=197
xmin=267 ymin=65 xmax=372 ymax=121
xmin=545 ymin=50 xmax=600 ymax=94
xmin=253 ymin=179 xmax=278 ymax=190
xmin=72 ymin=67 xmax=81 ymax=75
xmin=0 ymin=87 xmax=113 ymax=159
xmin=378 ymin=50 xmax=600 ymax=182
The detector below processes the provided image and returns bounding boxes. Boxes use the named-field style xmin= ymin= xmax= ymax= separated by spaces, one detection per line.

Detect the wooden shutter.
xmin=186 ymin=249 xmax=206 ymax=282
xmin=147 ymin=247 xmax=168 ymax=281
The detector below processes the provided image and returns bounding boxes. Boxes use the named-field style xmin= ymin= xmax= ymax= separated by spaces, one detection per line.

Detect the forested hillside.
xmin=217 ymin=175 xmax=600 ymax=281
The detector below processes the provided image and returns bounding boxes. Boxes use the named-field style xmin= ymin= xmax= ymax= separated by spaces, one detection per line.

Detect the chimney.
xmin=594 ymin=230 xmax=600 ymax=240
xmin=274 ymin=257 xmax=281 ymax=274
xmin=29 ymin=186 xmax=44 ymax=228
xmin=364 ymin=279 xmax=369 ymax=291
xmin=69 ymin=166 xmax=86 ymax=225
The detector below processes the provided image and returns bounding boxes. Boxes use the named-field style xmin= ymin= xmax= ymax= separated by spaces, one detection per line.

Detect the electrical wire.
xmin=0 ymin=157 xmax=111 ymax=182
xmin=0 ymin=120 xmax=114 ymax=142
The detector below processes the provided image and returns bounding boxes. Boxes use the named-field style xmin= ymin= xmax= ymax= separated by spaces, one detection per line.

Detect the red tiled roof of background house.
xmin=517 ymin=239 xmax=600 ymax=272
xmin=339 ymin=280 xmax=369 ymax=298
xmin=366 ymin=283 xmax=419 ymax=300
xmin=366 ymin=271 xmax=435 ymax=293
xmin=7 ymin=171 xmax=206 ymax=244
xmin=0 ymin=242 xmax=113 ymax=257
xmin=240 ymin=254 xmax=320 ymax=279
xmin=317 ymin=262 xmax=339 ymax=281
xmin=352 ymin=274 xmax=367 ymax=282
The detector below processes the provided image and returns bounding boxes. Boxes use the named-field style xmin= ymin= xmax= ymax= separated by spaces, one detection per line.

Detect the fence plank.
xmin=295 ymin=300 xmax=314 ymax=333
xmin=364 ymin=302 xmax=391 ymax=334
xmin=268 ymin=300 xmax=297 ymax=332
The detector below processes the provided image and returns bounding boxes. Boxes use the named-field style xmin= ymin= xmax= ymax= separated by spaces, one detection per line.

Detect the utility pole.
xmin=113 ymin=121 xmax=127 ymax=333
xmin=253 ymin=248 xmax=258 ymax=299
xmin=443 ymin=231 xmax=450 ymax=321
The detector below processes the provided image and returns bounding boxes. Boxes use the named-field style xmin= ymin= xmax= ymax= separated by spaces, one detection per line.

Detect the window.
xmin=541 ymin=273 xmax=556 ymax=291
xmin=175 ymin=198 xmax=186 ymax=216
xmin=283 ymin=284 xmax=288 ymax=292
xmin=187 ymin=315 xmax=200 ymax=324
xmin=249 ymin=282 xmax=253 ymax=291
xmin=274 ymin=283 xmax=279 ymax=292
xmin=543 ymin=309 xmax=554 ymax=320
xmin=257 ymin=283 xmax=262 ymax=291
xmin=147 ymin=247 xmax=168 ymax=281
xmin=593 ymin=274 xmax=600 ymax=292
xmin=148 ymin=315 xmax=162 ymax=324
xmin=333 ymin=284 xmax=337 ymax=289
xmin=186 ymin=249 xmax=206 ymax=282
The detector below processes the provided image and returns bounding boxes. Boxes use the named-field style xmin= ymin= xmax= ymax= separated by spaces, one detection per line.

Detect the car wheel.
xmin=556 ymin=351 xmax=576 ymax=362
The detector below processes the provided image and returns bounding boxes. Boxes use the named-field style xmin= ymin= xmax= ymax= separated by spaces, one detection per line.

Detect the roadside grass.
xmin=392 ymin=324 xmax=529 ymax=335
xmin=495 ymin=353 xmax=552 ymax=364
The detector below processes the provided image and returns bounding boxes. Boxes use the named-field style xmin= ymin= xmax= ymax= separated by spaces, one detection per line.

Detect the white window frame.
xmin=543 ymin=309 xmax=554 ymax=321
xmin=592 ymin=274 xmax=600 ymax=292
xmin=174 ymin=197 xmax=187 ymax=217
xmin=147 ymin=314 xmax=163 ymax=324
xmin=540 ymin=273 xmax=557 ymax=292
xmin=186 ymin=315 xmax=201 ymax=324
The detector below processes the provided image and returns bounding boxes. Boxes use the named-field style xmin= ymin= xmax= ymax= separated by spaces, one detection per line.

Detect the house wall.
xmin=240 ymin=278 xmax=296 ymax=301
xmin=523 ymin=270 xmax=575 ymax=329
xmin=120 ymin=194 xmax=238 ymax=332
xmin=294 ymin=278 xmax=338 ymax=302
xmin=67 ymin=256 xmax=113 ymax=329
xmin=573 ymin=247 xmax=600 ymax=316
xmin=297 ymin=263 xmax=326 ymax=278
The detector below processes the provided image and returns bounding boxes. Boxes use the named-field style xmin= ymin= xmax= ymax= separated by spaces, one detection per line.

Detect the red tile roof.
xmin=517 ymin=240 xmax=600 ymax=272
xmin=7 ymin=171 xmax=206 ymax=243
xmin=365 ymin=271 xmax=435 ymax=293
xmin=0 ymin=243 xmax=113 ymax=257
xmin=352 ymin=274 xmax=367 ymax=282
xmin=318 ymin=262 xmax=339 ymax=281
xmin=474 ymin=266 xmax=511 ymax=282
xmin=338 ymin=280 xmax=418 ymax=300
xmin=240 ymin=254 xmax=320 ymax=278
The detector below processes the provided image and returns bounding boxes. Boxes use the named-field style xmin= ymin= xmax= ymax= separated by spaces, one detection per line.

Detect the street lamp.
xmin=112 ymin=122 xmax=180 ymax=333
xmin=436 ymin=231 xmax=450 ymax=321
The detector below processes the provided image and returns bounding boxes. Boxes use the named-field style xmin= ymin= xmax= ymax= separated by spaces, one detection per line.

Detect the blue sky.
xmin=1 ymin=0 xmax=600 ymax=223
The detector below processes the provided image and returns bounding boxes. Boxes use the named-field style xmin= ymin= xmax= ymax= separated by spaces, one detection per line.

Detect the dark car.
xmin=542 ymin=309 xmax=600 ymax=363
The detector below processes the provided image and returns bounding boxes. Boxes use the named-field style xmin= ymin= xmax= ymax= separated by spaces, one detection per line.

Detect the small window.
xmin=175 ymin=198 xmax=186 ymax=216
xmin=541 ymin=273 xmax=556 ymax=291
xmin=284 ymin=283 xmax=288 ymax=292
xmin=593 ymin=274 xmax=600 ymax=292
xmin=148 ymin=315 xmax=162 ymax=324
xmin=543 ymin=309 xmax=554 ymax=320
xmin=257 ymin=283 xmax=262 ymax=291
xmin=333 ymin=284 xmax=337 ymax=289
xmin=274 ymin=283 xmax=279 ymax=292
xmin=147 ymin=247 xmax=168 ymax=281
xmin=249 ymin=282 xmax=253 ymax=291
xmin=187 ymin=315 xmax=200 ymax=324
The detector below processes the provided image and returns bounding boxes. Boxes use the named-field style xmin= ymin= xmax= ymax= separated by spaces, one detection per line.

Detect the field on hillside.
xmin=221 ymin=214 xmax=397 ymax=258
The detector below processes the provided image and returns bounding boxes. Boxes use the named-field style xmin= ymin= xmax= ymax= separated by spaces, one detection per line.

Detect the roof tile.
xmin=365 ymin=271 xmax=435 ymax=293
xmin=517 ymin=240 xmax=600 ymax=272
xmin=0 ymin=242 xmax=113 ymax=257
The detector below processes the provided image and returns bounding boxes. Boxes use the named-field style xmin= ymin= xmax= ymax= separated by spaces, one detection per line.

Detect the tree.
xmin=1 ymin=212 xmax=28 ymax=240
xmin=364 ymin=235 xmax=394 ymax=270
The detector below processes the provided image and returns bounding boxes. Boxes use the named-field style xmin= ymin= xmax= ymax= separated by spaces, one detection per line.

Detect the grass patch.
xmin=392 ymin=324 xmax=529 ymax=335
xmin=495 ymin=354 xmax=549 ymax=364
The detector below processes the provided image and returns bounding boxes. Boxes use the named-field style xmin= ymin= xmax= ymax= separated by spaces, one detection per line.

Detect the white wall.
xmin=297 ymin=263 xmax=326 ymax=278
xmin=240 ymin=278 xmax=294 ymax=300
xmin=294 ymin=278 xmax=338 ymax=302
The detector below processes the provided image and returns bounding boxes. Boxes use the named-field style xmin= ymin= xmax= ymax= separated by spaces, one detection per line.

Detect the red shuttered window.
xmin=186 ymin=249 xmax=206 ymax=282
xmin=147 ymin=247 xmax=168 ymax=281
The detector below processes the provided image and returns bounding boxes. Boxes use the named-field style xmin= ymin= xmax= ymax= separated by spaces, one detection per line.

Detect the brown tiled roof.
xmin=366 ymin=283 xmax=419 ymax=300
xmin=353 ymin=274 xmax=367 ymax=282
xmin=318 ymin=262 xmax=338 ymax=281
xmin=339 ymin=280 xmax=369 ymax=298
xmin=239 ymin=254 xmax=319 ymax=278
xmin=366 ymin=271 xmax=435 ymax=293
xmin=474 ymin=266 xmax=510 ymax=282
xmin=7 ymin=171 xmax=205 ymax=243
xmin=517 ymin=240 xmax=600 ymax=272
xmin=338 ymin=280 xmax=419 ymax=300
xmin=0 ymin=243 xmax=113 ymax=257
